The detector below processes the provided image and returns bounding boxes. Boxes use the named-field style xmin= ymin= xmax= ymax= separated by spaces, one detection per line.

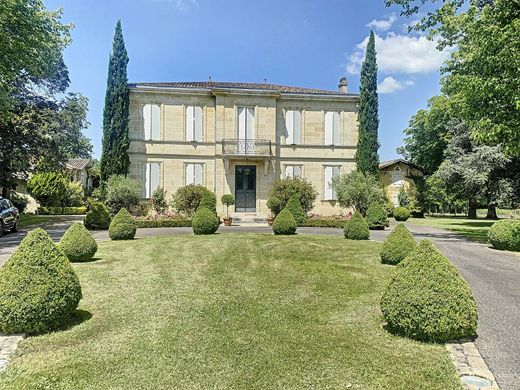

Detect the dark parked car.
xmin=0 ymin=197 xmax=19 ymax=237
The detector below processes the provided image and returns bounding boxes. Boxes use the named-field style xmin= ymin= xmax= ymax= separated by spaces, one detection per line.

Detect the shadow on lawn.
xmin=58 ymin=309 xmax=93 ymax=332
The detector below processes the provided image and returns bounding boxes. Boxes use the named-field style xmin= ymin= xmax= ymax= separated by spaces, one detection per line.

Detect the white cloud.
xmin=377 ymin=77 xmax=414 ymax=94
xmin=366 ymin=13 xmax=398 ymax=32
xmin=346 ymin=32 xmax=453 ymax=75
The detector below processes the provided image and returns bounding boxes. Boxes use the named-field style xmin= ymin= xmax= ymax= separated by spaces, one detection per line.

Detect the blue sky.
xmin=44 ymin=0 xmax=449 ymax=161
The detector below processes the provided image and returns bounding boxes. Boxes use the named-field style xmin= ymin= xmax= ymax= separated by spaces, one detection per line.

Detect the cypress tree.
xmin=100 ymin=20 xmax=130 ymax=184
xmin=355 ymin=30 xmax=380 ymax=177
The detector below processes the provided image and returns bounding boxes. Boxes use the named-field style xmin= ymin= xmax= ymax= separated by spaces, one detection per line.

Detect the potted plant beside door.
xmin=221 ymin=194 xmax=235 ymax=226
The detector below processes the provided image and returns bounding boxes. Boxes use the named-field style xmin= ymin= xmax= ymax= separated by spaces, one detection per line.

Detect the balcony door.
xmin=237 ymin=107 xmax=255 ymax=154
xmin=235 ymin=165 xmax=256 ymax=212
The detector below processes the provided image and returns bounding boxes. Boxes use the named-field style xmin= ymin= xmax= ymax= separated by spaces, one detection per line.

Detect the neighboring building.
xmin=65 ymin=158 xmax=93 ymax=192
xmin=127 ymin=78 xmax=359 ymax=216
xmin=379 ymin=159 xmax=424 ymax=207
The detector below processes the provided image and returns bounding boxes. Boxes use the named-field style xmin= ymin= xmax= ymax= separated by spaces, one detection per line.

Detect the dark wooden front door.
xmin=235 ymin=165 xmax=256 ymax=212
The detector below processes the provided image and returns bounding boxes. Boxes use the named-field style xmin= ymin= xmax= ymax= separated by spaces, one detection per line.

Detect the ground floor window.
xmin=284 ymin=165 xmax=302 ymax=178
xmin=144 ymin=162 xmax=160 ymax=198
xmin=324 ymin=166 xmax=340 ymax=200
xmin=185 ymin=163 xmax=203 ymax=185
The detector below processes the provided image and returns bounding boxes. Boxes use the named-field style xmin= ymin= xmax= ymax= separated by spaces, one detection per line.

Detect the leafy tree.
xmin=268 ymin=177 xmax=318 ymax=214
xmin=355 ymin=31 xmax=380 ymax=176
xmin=100 ymin=20 xmax=130 ymax=183
xmin=105 ymin=175 xmax=141 ymax=214
xmin=331 ymin=170 xmax=384 ymax=216
xmin=27 ymin=172 xmax=68 ymax=207
xmin=152 ymin=188 xmax=168 ymax=214
xmin=172 ymin=185 xmax=213 ymax=216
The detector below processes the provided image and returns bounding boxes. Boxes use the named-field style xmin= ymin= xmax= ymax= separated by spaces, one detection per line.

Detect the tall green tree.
xmin=100 ymin=20 xmax=130 ymax=184
xmin=355 ymin=31 xmax=380 ymax=176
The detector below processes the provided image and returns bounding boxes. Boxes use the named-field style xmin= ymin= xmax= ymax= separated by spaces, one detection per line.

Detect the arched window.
xmin=392 ymin=166 xmax=403 ymax=187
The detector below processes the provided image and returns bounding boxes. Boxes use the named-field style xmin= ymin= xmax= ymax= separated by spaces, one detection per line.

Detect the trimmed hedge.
xmin=38 ymin=206 xmax=88 ymax=215
xmin=300 ymin=219 xmax=347 ymax=228
xmin=343 ymin=211 xmax=370 ymax=240
xmin=381 ymin=240 xmax=478 ymax=342
xmin=272 ymin=208 xmax=297 ymax=235
xmin=393 ymin=207 xmax=411 ymax=221
xmin=134 ymin=217 xmax=191 ymax=228
xmin=488 ymin=220 xmax=520 ymax=251
xmin=380 ymin=224 xmax=416 ymax=265
xmin=192 ymin=207 xmax=219 ymax=235
xmin=0 ymin=228 xmax=82 ymax=334
xmin=285 ymin=194 xmax=306 ymax=224
xmin=58 ymin=223 xmax=98 ymax=262
xmin=84 ymin=202 xmax=111 ymax=230
xmin=109 ymin=208 xmax=136 ymax=240
xmin=366 ymin=202 xmax=388 ymax=230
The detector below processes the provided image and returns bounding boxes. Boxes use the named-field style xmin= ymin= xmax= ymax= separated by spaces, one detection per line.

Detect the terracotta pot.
xmin=267 ymin=217 xmax=274 ymax=226
xmin=223 ymin=217 xmax=233 ymax=226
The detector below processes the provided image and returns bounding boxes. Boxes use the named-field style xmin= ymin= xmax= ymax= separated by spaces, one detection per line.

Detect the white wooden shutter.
xmin=293 ymin=110 xmax=301 ymax=144
xmin=324 ymin=112 xmax=333 ymax=145
xmin=150 ymin=163 xmax=160 ymax=194
xmin=324 ymin=166 xmax=333 ymax=200
xmin=285 ymin=110 xmax=294 ymax=144
xmin=151 ymin=105 xmax=160 ymax=140
xmin=333 ymin=112 xmax=340 ymax=145
xmin=294 ymin=165 xmax=302 ymax=177
xmin=285 ymin=165 xmax=292 ymax=178
xmin=141 ymin=163 xmax=147 ymax=197
xmin=185 ymin=164 xmax=194 ymax=185
xmin=194 ymin=164 xmax=203 ymax=185
xmin=186 ymin=106 xmax=194 ymax=141
xmin=246 ymin=107 xmax=255 ymax=139
xmin=238 ymin=107 xmax=246 ymax=139
xmin=143 ymin=104 xmax=151 ymax=140
xmin=194 ymin=106 xmax=203 ymax=141
xmin=332 ymin=166 xmax=340 ymax=199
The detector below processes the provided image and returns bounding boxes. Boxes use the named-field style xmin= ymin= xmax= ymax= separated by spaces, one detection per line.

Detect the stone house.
xmin=65 ymin=158 xmax=94 ymax=192
xmin=379 ymin=159 xmax=424 ymax=207
xmin=127 ymin=78 xmax=359 ymax=217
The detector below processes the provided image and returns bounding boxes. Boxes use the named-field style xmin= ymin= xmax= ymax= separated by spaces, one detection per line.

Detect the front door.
xmin=235 ymin=165 xmax=256 ymax=212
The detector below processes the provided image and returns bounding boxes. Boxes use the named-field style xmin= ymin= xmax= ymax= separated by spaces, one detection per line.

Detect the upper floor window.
xmin=324 ymin=166 xmax=340 ymax=200
xmin=285 ymin=165 xmax=302 ymax=178
xmin=143 ymin=104 xmax=160 ymax=141
xmin=284 ymin=110 xmax=301 ymax=145
xmin=144 ymin=162 xmax=160 ymax=198
xmin=186 ymin=106 xmax=203 ymax=142
xmin=237 ymin=107 xmax=255 ymax=140
xmin=392 ymin=166 xmax=403 ymax=187
xmin=324 ymin=111 xmax=340 ymax=146
xmin=185 ymin=163 xmax=203 ymax=185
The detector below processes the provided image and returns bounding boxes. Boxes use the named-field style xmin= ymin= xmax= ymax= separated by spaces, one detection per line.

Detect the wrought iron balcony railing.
xmin=222 ymin=139 xmax=272 ymax=157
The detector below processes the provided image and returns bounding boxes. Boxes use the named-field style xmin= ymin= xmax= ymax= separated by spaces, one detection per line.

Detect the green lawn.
xmin=19 ymin=214 xmax=55 ymax=228
xmin=0 ymin=235 xmax=460 ymax=389
xmin=408 ymin=217 xmax=495 ymax=243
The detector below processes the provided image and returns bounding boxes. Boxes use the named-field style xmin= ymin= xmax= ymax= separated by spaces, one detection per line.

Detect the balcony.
xmin=222 ymin=139 xmax=272 ymax=158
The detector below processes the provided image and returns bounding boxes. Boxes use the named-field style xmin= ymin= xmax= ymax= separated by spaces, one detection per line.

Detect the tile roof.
xmin=379 ymin=159 xmax=424 ymax=172
xmin=65 ymin=158 xmax=91 ymax=170
xmin=129 ymin=81 xmax=358 ymax=96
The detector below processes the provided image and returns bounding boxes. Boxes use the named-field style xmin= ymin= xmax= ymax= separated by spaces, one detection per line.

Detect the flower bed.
xmin=300 ymin=213 xmax=352 ymax=228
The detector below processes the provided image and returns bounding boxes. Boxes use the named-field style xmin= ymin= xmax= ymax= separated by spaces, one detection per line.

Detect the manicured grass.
xmin=18 ymin=214 xmax=55 ymax=228
xmin=0 ymin=235 xmax=460 ymax=389
xmin=409 ymin=216 xmax=495 ymax=243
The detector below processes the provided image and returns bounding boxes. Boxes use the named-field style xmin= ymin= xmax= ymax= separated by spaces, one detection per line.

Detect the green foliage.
xmin=398 ymin=187 xmax=409 ymax=208
xmin=84 ymin=201 xmax=111 ymax=230
xmin=355 ymin=31 xmax=380 ymax=176
xmin=488 ymin=220 xmax=520 ymax=252
xmin=109 ymin=208 xmax=136 ymax=240
xmin=0 ymin=228 xmax=82 ymax=334
xmin=380 ymin=224 xmax=417 ymax=265
xmin=284 ymin=194 xmax=306 ymax=224
xmin=172 ymin=184 xmax=213 ymax=216
xmin=192 ymin=207 xmax=219 ymax=235
xmin=393 ymin=207 xmax=411 ymax=221
xmin=151 ymin=187 xmax=168 ymax=214
xmin=10 ymin=192 xmax=28 ymax=213
xmin=381 ymin=240 xmax=478 ymax=342
xmin=134 ymin=217 xmax=191 ymax=228
xmin=266 ymin=196 xmax=282 ymax=217
xmin=268 ymin=177 xmax=318 ymax=214
xmin=221 ymin=194 xmax=235 ymax=218
xmin=59 ymin=223 xmax=98 ymax=262
xmin=343 ymin=211 xmax=370 ymax=240
xmin=105 ymin=175 xmax=141 ymax=214
xmin=27 ymin=172 xmax=68 ymax=207
xmin=384 ymin=201 xmax=395 ymax=217
xmin=38 ymin=206 xmax=88 ymax=215
xmin=197 ymin=191 xmax=217 ymax=214
xmin=331 ymin=170 xmax=384 ymax=216
xmin=365 ymin=202 xmax=388 ymax=230
xmin=272 ymin=208 xmax=297 ymax=235
xmin=100 ymin=20 xmax=130 ymax=183
xmin=66 ymin=181 xmax=84 ymax=206
xmin=300 ymin=217 xmax=349 ymax=228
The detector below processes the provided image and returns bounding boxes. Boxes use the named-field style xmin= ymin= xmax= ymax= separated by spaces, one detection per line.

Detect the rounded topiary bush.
xmin=488 ymin=220 xmax=520 ymax=251
xmin=0 ymin=228 xmax=82 ymax=334
xmin=108 ymin=208 xmax=136 ymax=240
xmin=344 ymin=211 xmax=370 ymax=240
xmin=365 ymin=202 xmax=389 ymax=230
xmin=84 ymin=201 xmax=111 ymax=230
xmin=192 ymin=207 xmax=219 ymax=235
xmin=59 ymin=223 xmax=98 ymax=262
xmin=381 ymin=240 xmax=478 ymax=342
xmin=272 ymin=208 xmax=297 ymax=235
xmin=393 ymin=207 xmax=411 ymax=222
xmin=380 ymin=224 xmax=416 ymax=265
xmin=197 ymin=191 xmax=217 ymax=214
xmin=284 ymin=194 xmax=306 ymax=225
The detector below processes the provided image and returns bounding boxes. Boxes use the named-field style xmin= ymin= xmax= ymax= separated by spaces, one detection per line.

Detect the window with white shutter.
xmin=285 ymin=110 xmax=301 ymax=145
xmin=324 ymin=111 xmax=340 ymax=146
xmin=185 ymin=163 xmax=203 ymax=185
xmin=324 ymin=166 xmax=340 ymax=200
xmin=143 ymin=104 xmax=160 ymax=141
xmin=186 ymin=106 xmax=203 ymax=142
xmin=284 ymin=165 xmax=302 ymax=178
xmin=237 ymin=107 xmax=255 ymax=140
xmin=144 ymin=162 xmax=160 ymax=198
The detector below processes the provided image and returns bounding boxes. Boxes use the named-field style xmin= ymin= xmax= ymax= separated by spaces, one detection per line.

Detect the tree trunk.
xmin=486 ymin=203 xmax=498 ymax=219
xmin=468 ymin=198 xmax=478 ymax=219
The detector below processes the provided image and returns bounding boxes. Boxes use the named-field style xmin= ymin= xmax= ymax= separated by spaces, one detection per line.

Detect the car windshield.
xmin=0 ymin=200 xmax=8 ymax=210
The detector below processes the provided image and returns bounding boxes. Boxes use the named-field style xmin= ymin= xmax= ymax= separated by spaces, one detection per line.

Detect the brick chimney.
xmin=338 ymin=77 xmax=348 ymax=93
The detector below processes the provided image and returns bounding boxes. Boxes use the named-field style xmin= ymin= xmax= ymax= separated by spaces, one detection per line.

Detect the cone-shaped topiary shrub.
xmin=393 ymin=207 xmax=411 ymax=222
xmin=272 ymin=208 xmax=297 ymax=235
xmin=197 ymin=191 xmax=217 ymax=214
xmin=488 ymin=220 xmax=520 ymax=252
xmin=0 ymin=228 xmax=82 ymax=334
xmin=59 ymin=223 xmax=98 ymax=262
xmin=380 ymin=224 xmax=416 ymax=265
xmin=84 ymin=201 xmax=111 ymax=230
xmin=284 ymin=194 xmax=306 ymax=225
xmin=365 ymin=202 xmax=388 ymax=230
xmin=381 ymin=240 xmax=478 ymax=342
xmin=109 ymin=208 xmax=136 ymax=240
xmin=192 ymin=207 xmax=219 ymax=235
xmin=344 ymin=211 xmax=370 ymax=240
